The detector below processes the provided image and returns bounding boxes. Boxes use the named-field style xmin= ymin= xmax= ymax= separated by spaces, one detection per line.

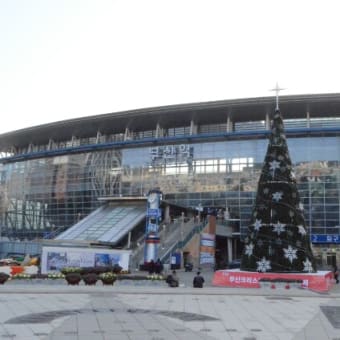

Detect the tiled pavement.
xmin=0 ymin=270 xmax=339 ymax=340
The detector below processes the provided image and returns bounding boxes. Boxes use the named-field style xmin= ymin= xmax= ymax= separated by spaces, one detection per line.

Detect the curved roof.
xmin=1 ymin=93 xmax=340 ymax=150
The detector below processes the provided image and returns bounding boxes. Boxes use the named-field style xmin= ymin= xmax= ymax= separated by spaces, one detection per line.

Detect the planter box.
xmin=65 ymin=273 xmax=82 ymax=285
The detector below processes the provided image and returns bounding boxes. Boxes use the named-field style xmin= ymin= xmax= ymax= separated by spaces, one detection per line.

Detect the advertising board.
xmin=41 ymin=246 xmax=131 ymax=273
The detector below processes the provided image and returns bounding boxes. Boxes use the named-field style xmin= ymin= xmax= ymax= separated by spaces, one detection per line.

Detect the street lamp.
xmin=161 ymin=224 xmax=166 ymax=249
xmin=180 ymin=212 xmax=185 ymax=268
xmin=195 ymin=203 xmax=203 ymax=223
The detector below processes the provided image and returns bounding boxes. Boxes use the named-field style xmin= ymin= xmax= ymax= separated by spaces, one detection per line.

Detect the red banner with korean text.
xmin=212 ymin=269 xmax=334 ymax=292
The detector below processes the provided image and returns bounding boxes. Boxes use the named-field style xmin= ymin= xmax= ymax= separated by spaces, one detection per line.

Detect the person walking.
xmin=155 ymin=258 xmax=163 ymax=274
xmin=148 ymin=260 xmax=155 ymax=274
xmin=193 ymin=271 xmax=205 ymax=288
xmin=334 ymin=265 xmax=339 ymax=284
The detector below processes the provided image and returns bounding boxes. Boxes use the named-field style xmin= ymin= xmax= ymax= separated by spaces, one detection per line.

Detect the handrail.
xmin=161 ymin=221 xmax=206 ymax=264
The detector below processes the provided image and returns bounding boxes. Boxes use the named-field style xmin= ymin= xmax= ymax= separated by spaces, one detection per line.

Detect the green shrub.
xmin=60 ymin=267 xmax=82 ymax=275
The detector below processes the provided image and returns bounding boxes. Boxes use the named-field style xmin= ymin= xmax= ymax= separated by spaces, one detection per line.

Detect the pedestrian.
xmin=155 ymin=258 xmax=163 ymax=274
xmin=193 ymin=271 xmax=205 ymax=288
xmin=166 ymin=270 xmax=179 ymax=287
xmin=334 ymin=265 xmax=339 ymax=284
xmin=148 ymin=260 xmax=155 ymax=274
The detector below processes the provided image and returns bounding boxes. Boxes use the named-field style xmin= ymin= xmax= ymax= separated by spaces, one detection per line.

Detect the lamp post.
xmin=181 ymin=212 xmax=185 ymax=268
xmin=161 ymin=224 xmax=166 ymax=250
xmin=195 ymin=203 xmax=203 ymax=223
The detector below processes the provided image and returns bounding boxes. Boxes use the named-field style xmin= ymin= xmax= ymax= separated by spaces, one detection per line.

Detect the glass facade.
xmin=0 ymin=134 xmax=339 ymax=241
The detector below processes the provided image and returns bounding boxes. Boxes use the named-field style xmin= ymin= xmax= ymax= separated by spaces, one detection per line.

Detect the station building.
xmin=0 ymin=93 xmax=340 ymax=267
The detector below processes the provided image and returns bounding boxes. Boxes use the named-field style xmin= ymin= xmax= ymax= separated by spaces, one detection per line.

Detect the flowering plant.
xmin=99 ymin=272 xmax=117 ymax=280
xmin=47 ymin=273 xmax=65 ymax=279
xmin=146 ymin=274 xmax=165 ymax=281
xmin=60 ymin=267 xmax=82 ymax=274
xmin=12 ymin=273 xmax=32 ymax=280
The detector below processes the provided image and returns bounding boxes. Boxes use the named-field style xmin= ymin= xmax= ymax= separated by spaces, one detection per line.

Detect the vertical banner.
xmin=199 ymin=215 xmax=216 ymax=268
xmin=200 ymin=233 xmax=215 ymax=265
xmin=144 ymin=190 xmax=162 ymax=263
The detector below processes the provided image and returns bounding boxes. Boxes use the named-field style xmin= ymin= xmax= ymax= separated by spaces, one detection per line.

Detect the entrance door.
xmin=326 ymin=253 xmax=336 ymax=267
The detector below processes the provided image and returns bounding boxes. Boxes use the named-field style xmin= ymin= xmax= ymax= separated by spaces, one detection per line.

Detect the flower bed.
xmin=65 ymin=272 xmax=82 ymax=285
xmin=11 ymin=272 xmax=65 ymax=280
xmin=82 ymin=273 xmax=98 ymax=285
xmin=1 ymin=265 xmax=165 ymax=286
xmin=99 ymin=272 xmax=117 ymax=285
xmin=0 ymin=273 xmax=10 ymax=284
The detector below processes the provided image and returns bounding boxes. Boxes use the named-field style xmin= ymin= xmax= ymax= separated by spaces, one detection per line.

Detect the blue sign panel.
xmin=147 ymin=208 xmax=162 ymax=218
xmin=311 ymin=234 xmax=340 ymax=244
xmin=147 ymin=224 xmax=158 ymax=233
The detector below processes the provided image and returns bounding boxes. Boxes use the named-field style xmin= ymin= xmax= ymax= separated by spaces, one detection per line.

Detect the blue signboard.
xmin=311 ymin=234 xmax=340 ymax=244
xmin=147 ymin=208 xmax=162 ymax=218
xmin=147 ymin=223 xmax=159 ymax=233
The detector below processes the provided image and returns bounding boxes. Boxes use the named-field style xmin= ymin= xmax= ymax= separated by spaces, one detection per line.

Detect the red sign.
xmin=212 ymin=269 xmax=334 ymax=292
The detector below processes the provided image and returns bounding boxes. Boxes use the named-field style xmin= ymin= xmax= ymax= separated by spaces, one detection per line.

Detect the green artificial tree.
xmin=240 ymin=109 xmax=316 ymax=273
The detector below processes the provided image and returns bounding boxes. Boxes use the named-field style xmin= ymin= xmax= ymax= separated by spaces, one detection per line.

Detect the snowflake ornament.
xmin=253 ymin=219 xmax=262 ymax=231
xmin=269 ymin=160 xmax=280 ymax=172
xmin=272 ymin=191 xmax=283 ymax=202
xmin=272 ymin=221 xmax=286 ymax=235
xmin=245 ymin=243 xmax=254 ymax=257
xmin=297 ymin=225 xmax=307 ymax=236
xmin=283 ymin=245 xmax=298 ymax=263
xmin=303 ymin=258 xmax=314 ymax=273
xmin=256 ymin=257 xmax=271 ymax=272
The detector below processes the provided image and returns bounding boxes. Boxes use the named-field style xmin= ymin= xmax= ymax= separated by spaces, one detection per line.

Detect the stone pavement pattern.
xmin=0 ymin=270 xmax=339 ymax=340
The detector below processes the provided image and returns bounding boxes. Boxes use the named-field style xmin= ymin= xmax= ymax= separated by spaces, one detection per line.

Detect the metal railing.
xmin=160 ymin=222 xmax=207 ymax=264
xmin=129 ymin=216 xmax=207 ymax=269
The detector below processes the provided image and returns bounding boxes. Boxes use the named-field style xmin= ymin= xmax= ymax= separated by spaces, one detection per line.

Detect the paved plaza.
xmin=0 ymin=270 xmax=339 ymax=340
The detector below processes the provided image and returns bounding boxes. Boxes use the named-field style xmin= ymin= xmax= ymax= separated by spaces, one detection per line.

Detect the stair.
xmin=130 ymin=217 xmax=207 ymax=270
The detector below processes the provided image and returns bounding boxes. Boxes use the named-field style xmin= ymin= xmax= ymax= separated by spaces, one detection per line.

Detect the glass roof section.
xmin=56 ymin=202 xmax=146 ymax=244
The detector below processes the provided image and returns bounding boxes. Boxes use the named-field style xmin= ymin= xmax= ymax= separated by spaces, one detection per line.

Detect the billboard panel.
xmin=41 ymin=246 xmax=131 ymax=273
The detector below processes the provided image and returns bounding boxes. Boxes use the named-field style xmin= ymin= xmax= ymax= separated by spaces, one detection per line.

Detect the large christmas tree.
xmin=240 ymin=108 xmax=317 ymax=273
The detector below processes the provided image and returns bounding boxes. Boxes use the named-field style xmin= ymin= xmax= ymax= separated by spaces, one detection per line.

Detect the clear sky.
xmin=1 ymin=0 xmax=340 ymax=134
